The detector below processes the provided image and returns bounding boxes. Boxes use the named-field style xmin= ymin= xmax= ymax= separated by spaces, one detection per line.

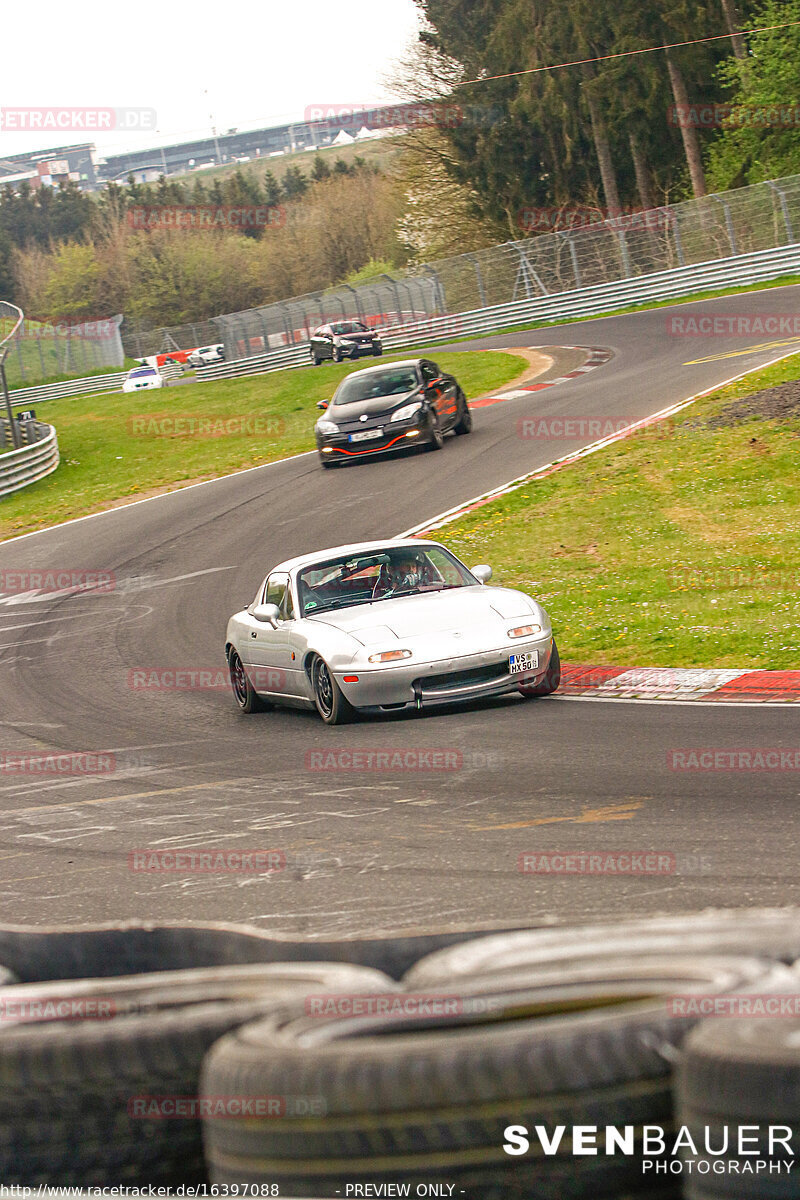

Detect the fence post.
xmin=421 ymin=264 xmax=447 ymax=315
xmin=466 ymin=254 xmax=487 ymax=308
xmin=710 ymin=195 xmax=739 ymax=256
xmin=510 ymin=243 xmax=548 ymax=299
xmin=767 ymin=181 xmax=795 ymax=244
xmin=561 ymin=233 xmax=582 ymax=289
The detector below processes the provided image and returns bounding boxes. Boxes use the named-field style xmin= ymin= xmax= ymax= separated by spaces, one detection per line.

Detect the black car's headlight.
xmin=390 ymin=401 xmax=423 ymax=423
xmin=316 ymin=419 xmax=339 ymax=435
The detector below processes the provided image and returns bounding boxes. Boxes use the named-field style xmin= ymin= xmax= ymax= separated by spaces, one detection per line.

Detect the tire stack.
xmin=201 ymin=910 xmax=800 ymax=1198
xmin=1 ymin=910 xmax=799 ymax=1195
xmin=676 ymin=1012 xmax=800 ymax=1199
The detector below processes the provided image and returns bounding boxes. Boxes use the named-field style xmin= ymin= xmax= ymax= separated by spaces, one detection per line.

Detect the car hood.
xmin=306 ymin=586 xmax=536 ymax=644
xmin=328 ymin=388 xmax=422 ymax=422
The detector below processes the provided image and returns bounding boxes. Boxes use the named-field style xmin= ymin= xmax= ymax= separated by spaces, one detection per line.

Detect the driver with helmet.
xmin=373 ymin=550 xmax=430 ymax=597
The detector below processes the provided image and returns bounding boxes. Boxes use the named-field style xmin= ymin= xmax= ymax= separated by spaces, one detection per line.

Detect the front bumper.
xmin=336 ymin=637 xmax=554 ymax=710
xmin=317 ymin=415 xmax=431 ymax=461
xmin=336 ymin=341 xmax=381 ymax=359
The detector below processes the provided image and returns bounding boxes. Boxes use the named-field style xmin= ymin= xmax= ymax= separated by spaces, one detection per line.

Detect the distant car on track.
xmin=187 ymin=344 xmax=226 ymax=367
xmin=310 ymin=321 xmax=382 ymax=365
xmin=122 ymin=366 xmax=164 ymax=393
xmin=315 ymin=358 xmax=471 ymax=466
xmin=225 ymin=538 xmax=560 ymax=724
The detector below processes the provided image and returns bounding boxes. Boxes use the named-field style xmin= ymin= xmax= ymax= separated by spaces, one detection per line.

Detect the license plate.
xmin=349 ymin=429 xmax=382 ymax=442
xmin=509 ymin=651 xmax=539 ymax=675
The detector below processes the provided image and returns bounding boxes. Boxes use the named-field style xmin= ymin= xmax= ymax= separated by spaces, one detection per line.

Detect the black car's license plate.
xmin=349 ymin=429 xmax=383 ymax=443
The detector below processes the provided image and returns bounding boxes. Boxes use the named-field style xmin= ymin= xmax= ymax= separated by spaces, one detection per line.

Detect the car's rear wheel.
xmin=228 ymin=650 xmax=267 ymax=713
xmin=453 ymin=394 xmax=472 ymax=435
xmin=310 ymin=656 xmax=355 ymax=725
xmin=519 ymin=639 xmax=561 ymax=697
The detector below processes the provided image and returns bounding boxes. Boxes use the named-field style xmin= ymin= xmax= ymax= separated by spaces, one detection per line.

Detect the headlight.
xmin=368 ymin=649 xmax=412 ymax=663
xmin=391 ymin=401 xmax=423 ymax=423
xmin=317 ymin=419 xmax=339 ymax=435
xmin=508 ymin=624 xmax=541 ymax=639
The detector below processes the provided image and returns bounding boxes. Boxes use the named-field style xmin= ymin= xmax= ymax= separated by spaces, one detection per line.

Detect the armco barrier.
xmin=0 ymin=422 xmax=59 ymax=497
xmin=7 ymin=362 xmax=184 ymax=408
xmin=196 ymin=242 xmax=800 ymax=384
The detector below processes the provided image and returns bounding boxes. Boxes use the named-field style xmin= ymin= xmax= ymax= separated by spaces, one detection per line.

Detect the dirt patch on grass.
xmin=693 ymin=378 xmax=800 ymax=429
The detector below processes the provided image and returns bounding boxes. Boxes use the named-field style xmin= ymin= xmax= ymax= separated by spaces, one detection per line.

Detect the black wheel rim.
xmin=230 ymin=653 xmax=249 ymax=707
xmin=314 ymin=660 xmax=334 ymax=718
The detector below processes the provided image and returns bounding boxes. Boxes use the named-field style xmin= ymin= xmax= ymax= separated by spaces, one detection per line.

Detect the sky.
xmin=0 ymin=0 xmax=422 ymax=161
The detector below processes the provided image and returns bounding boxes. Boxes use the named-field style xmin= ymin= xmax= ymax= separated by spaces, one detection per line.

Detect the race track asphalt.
xmin=0 ymin=286 xmax=798 ymax=933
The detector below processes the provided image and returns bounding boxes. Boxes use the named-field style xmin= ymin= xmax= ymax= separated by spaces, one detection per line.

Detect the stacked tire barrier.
xmin=0 ymin=910 xmax=799 ymax=1195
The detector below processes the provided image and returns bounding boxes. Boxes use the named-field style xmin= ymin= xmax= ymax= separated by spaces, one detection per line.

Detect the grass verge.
xmin=0 ymin=350 xmax=524 ymax=541
xmin=437 ymin=354 xmax=800 ymax=670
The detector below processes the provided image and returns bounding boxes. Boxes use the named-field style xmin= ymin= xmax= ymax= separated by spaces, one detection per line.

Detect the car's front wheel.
xmin=228 ymin=649 xmax=267 ymax=713
xmin=426 ymin=418 xmax=444 ymax=452
xmin=311 ymin=351 xmax=322 ymax=366
xmin=310 ymin=655 xmax=355 ymax=725
xmin=333 ymin=346 xmax=343 ymax=363
xmin=519 ymin=640 xmax=561 ymax=698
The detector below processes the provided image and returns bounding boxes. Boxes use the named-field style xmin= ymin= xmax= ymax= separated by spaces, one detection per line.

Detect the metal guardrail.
xmin=7 ymin=362 xmax=184 ymax=407
xmin=0 ymin=421 xmax=59 ymax=498
xmin=9 ymin=371 xmax=128 ymax=405
xmin=196 ymin=242 xmax=800 ymax=383
xmin=131 ymin=171 xmax=800 ymax=363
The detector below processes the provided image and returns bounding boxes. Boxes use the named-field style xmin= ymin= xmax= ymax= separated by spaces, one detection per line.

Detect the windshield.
xmin=330 ymin=321 xmax=368 ymax=335
xmin=129 ymin=367 xmax=156 ymax=377
xmin=297 ymin=546 xmax=477 ymax=615
xmin=332 ymin=365 xmax=420 ymax=406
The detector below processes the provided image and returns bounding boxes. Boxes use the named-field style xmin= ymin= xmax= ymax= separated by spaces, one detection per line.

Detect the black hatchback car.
xmin=314 ymin=358 xmax=472 ymax=467
xmin=310 ymin=321 xmax=383 ymax=364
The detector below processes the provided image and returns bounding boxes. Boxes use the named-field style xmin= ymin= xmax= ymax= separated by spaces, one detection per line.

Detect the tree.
xmin=263 ymin=171 xmax=282 ymax=205
xmin=706 ymin=0 xmax=800 ymax=186
xmin=311 ymin=154 xmax=331 ymax=182
xmin=282 ymin=166 xmax=309 ymax=199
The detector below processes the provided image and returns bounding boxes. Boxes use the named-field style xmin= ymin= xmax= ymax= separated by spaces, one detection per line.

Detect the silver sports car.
xmin=225 ymin=539 xmax=560 ymax=724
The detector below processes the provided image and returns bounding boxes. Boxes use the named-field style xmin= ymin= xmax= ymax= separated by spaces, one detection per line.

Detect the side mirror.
xmin=472 ymin=564 xmax=492 ymax=584
xmin=251 ymin=602 xmax=281 ymax=627
xmin=316 ymin=399 xmax=329 ymax=410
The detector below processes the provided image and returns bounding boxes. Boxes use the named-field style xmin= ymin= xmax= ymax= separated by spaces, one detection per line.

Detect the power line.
xmin=450 ymin=21 xmax=800 ymax=88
